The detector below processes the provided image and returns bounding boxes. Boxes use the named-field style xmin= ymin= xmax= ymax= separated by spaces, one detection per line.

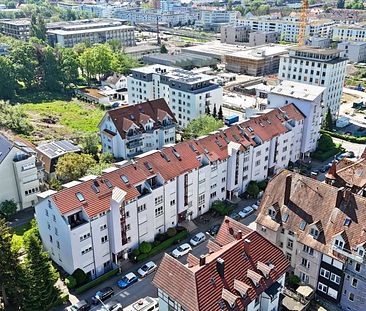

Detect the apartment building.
xmin=0 ymin=19 xmax=30 ymax=41
xmin=278 ymin=46 xmax=347 ymax=117
xmin=114 ymin=8 xmax=200 ymax=27
xmin=256 ymin=170 xmax=366 ymax=310
xmin=127 ymin=65 xmax=223 ymax=127
xmin=35 ymin=103 xmax=306 ymax=278
xmin=333 ymin=24 xmax=366 ymax=42
xmin=225 ymin=44 xmax=288 ymax=76
xmin=198 ymin=10 xmax=239 ymax=31
xmin=47 ymin=19 xmax=135 ymax=48
xmin=99 ymin=99 xmax=177 ymax=159
xmin=153 ymin=217 xmax=290 ymax=311
xmin=267 ymin=80 xmax=325 ymax=156
xmin=221 ymin=25 xmax=279 ymax=46
xmin=237 ymin=17 xmax=334 ymax=43
xmin=338 ymin=41 xmax=366 ymax=63
xmin=0 ymin=135 xmax=40 ymax=211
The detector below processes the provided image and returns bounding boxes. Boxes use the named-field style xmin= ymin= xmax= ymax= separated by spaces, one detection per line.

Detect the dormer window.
xmin=358 ymin=248 xmax=364 ymax=257
xmin=310 ymin=228 xmax=319 ymax=239
xmin=335 ymin=239 xmax=344 ymax=249
xmin=268 ymin=207 xmax=276 ymax=219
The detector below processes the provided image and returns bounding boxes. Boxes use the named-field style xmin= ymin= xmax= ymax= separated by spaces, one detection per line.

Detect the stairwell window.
xmin=155 ymin=206 xmax=163 ymax=217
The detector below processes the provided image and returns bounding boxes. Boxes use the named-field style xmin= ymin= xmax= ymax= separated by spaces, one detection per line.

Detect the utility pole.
xmin=157 ymin=16 xmax=161 ymax=45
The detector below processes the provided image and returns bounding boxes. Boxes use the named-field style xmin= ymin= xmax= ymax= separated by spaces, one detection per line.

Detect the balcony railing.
xmin=126 ymin=140 xmax=143 ymax=149
xmin=126 ymin=133 xmax=142 ymax=141
xmin=332 ymin=244 xmax=364 ymax=263
xmin=69 ymin=218 xmax=88 ymax=230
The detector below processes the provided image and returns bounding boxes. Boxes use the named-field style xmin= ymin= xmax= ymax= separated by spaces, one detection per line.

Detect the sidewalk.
xmin=8 ymin=207 xmax=34 ymax=228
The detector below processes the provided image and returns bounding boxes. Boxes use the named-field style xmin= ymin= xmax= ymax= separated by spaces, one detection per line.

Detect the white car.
xmin=190 ymin=232 xmax=206 ymax=246
xmin=252 ymin=204 xmax=259 ymax=210
xmin=238 ymin=206 xmax=254 ymax=218
xmin=171 ymin=243 xmax=192 ymax=258
xmin=137 ymin=261 xmax=158 ymax=277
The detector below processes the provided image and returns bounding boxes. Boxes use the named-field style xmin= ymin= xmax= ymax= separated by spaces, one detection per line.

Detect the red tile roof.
xmin=153 ymin=217 xmax=290 ymax=311
xmin=49 ymin=104 xmax=304 ymax=218
xmin=104 ymin=99 xmax=177 ymax=139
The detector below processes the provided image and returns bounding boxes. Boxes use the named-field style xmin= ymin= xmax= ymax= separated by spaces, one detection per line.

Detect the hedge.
xmin=136 ymin=229 xmax=188 ymax=262
xmin=311 ymin=147 xmax=343 ymax=161
xmin=75 ymin=268 xmax=119 ymax=294
xmin=321 ymin=129 xmax=366 ymax=144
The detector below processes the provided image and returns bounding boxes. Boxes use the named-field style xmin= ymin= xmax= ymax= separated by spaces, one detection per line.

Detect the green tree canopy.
xmin=0 ymin=101 xmax=34 ymax=135
xmin=41 ymin=46 xmax=62 ymax=91
xmin=0 ymin=200 xmax=17 ymax=220
xmin=0 ymin=56 xmax=16 ymax=100
xmin=317 ymin=133 xmax=336 ymax=152
xmin=56 ymin=153 xmax=96 ymax=183
xmin=323 ymin=108 xmax=333 ymax=131
xmin=183 ymin=115 xmax=223 ymax=139
xmin=58 ymin=48 xmax=79 ymax=88
xmin=82 ymin=133 xmax=99 ymax=157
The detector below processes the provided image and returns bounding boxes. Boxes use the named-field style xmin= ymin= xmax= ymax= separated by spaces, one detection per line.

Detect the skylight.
xmin=282 ymin=213 xmax=289 ymax=223
xmin=299 ymin=220 xmax=306 ymax=231
xmin=144 ymin=161 xmax=153 ymax=171
xmin=344 ymin=218 xmax=352 ymax=227
xmin=172 ymin=149 xmax=181 ymax=159
xmin=160 ymin=152 xmax=170 ymax=162
xmin=121 ymin=175 xmax=129 ymax=184
xmin=91 ymin=183 xmax=100 ymax=194
xmin=104 ymin=179 xmax=113 ymax=189
xmin=76 ymin=192 xmax=85 ymax=202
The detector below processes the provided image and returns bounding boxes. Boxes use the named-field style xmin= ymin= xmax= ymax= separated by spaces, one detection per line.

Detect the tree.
xmin=111 ymin=52 xmax=140 ymax=74
xmin=72 ymin=268 xmax=88 ymax=286
xmin=218 ymin=105 xmax=223 ymax=120
xmin=0 ymin=218 xmax=22 ymax=308
xmin=58 ymin=48 xmax=79 ymax=88
xmin=56 ymin=153 xmax=96 ymax=183
xmin=317 ymin=133 xmax=335 ymax=152
xmin=100 ymin=152 xmax=114 ymax=164
xmin=205 ymin=105 xmax=211 ymax=115
xmin=183 ymin=115 xmax=223 ymax=139
xmin=82 ymin=133 xmax=99 ymax=158
xmin=227 ymin=0 xmax=233 ymax=10
xmin=21 ymin=230 xmax=61 ymax=310
xmin=160 ymin=44 xmax=168 ymax=54
xmin=41 ymin=46 xmax=62 ymax=91
xmin=212 ymin=104 xmax=217 ymax=119
xmin=246 ymin=181 xmax=260 ymax=198
xmin=323 ymin=108 xmax=333 ymax=131
xmin=0 ymin=200 xmax=17 ymax=220
xmin=0 ymin=56 xmax=16 ymax=99
xmin=30 ymin=14 xmax=46 ymax=41
xmin=0 ymin=101 xmax=34 ymax=135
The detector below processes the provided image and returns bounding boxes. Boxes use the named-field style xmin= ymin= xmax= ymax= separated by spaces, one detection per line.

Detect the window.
xmin=255 ymin=160 xmax=261 ymax=166
xmin=286 ymin=252 xmax=292 ymax=261
xmin=335 ymin=239 xmax=344 ymax=249
xmin=125 ymin=211 xmax=130 ymax=218
xmin=80 ymin=233 xmax=91 ymax=241
xmin=320 ymin=268 xmax=330 ymax=279
xmin=198 ymin=194 xmax=205 ymax=205
xmin=56 ymin=241 xmax=60 ymax=249
xmin=355 ymin=263 xmax=361 ymax=272
xmin=301 ymin=258 xmax=310 ymax=268
xmin=318 ymin=282 xmax=328 ymax=293
xmin=268 ymin=208 xmax=276 ymax=218
xmin=47 ymin=222 xmax=51 ymax=230
xmin=49 ymin=235 xmax=53 ymax=243
xmin=300 ymin=272 xmax=309 ymax=283
xmin=53 ymin=214 xmax=56 ymax=222
xmin=210 ymin=192 xmax=216 ymax=199
xmin=351 ymin=278 xmax=358 ymax=288
xmin=155 ymin=196 xmax=163 ymax=205
xmin=170 ymin=199 xmax=175 ymax=206
xmin=287 ymin=239 xmax=293 ymax=250
xmin=138 ymin=204 xmax=146 ymax=213
xmin=155 ymin=206 xmax=163 ymax=217
xmin=261 ymin=226 xmax=267 ymax=232
xmin=254 ymin=297 xmax=260 ymax=307
xmin=310 ymin=228 xmax=319 ymax=238
xmin=54 ymin=228 xmax=58 ymax=236
xmin=330 ymin=273 xmax=341 ymax=285
xmin=100 ymin=224 xmax=107 ymax=231
xmin=303 ymin=245 xmax=314 ymax=255
xmin=328 ymin=287 xmax=338 ymax=299
xmin=221 ymin=187 xmax=225 ymax=192
xmin=101 ymin=235 xmax=108 ymax=244
xmin=349 ymin=293 xmax=354 ymax=302
xmin=81 ymin=246 xmax=92 ymax=255
xmin=126 ymin=224 xmax=130 ymax=231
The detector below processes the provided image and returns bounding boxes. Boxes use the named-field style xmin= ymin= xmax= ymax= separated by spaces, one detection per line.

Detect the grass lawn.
xmin=11 ymin=221 xmax=33 ymax=253
xmin=20 ymin=100 xmax=105 ymax=142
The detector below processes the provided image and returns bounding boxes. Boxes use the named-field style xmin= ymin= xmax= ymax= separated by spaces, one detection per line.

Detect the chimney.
xmin=244 ymin=238 xmax=251 ymax=257
xmin=199 ymin=255 xmax=206 ymax=266
xmin=236 ymin=230 xmax=242 ymax=240
xmin=284 ymin=174 xmax=292 ymax=206
xmin=336 ymin=187 xmax=344 ymax=209
xmin=216 ymin=258 xmax=225 ymax=278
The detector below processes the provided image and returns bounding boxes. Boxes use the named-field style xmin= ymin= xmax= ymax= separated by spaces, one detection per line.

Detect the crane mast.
xmin=298 ymin=0 xmax=309 ymax=46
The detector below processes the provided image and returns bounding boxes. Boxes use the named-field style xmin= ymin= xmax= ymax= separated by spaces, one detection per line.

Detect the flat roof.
xmin=227 ymin=45 xmax=289 ymax=59
xmin=270 ymin=80 xmax=325 ymax=101
xmin=47 ymin=24 xmax=134 ymax=36
xmin=36 ymin=140 xmax=81 ymax=159
xmin=124 ymin=44 xmax=160 ymax=53
xmin=289 ymin=46 xmax=342 ymax=55
xmin=0 ymin=18 xmax=30 ymax=25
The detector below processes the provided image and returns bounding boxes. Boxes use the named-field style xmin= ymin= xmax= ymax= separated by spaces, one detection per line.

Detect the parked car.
xmin=96 ymin=300 xmax=123 ymax=311
xmin=137 ymin=261 xmax=157 ymax=278
xmin=345 ymin=151 xmax=355 ymax=158
xmin=171 ymin=243 xmax=192 ymax=258
xmin=207 ymin=224 xmax=220 ymax=236
xmin=238 ymin=206 xmax=254 ymax=219
xmin=91 ymin=287 xmax=114 ymax=305
xmin=65 ymin=300 xmax=91 ymax=311
xmin=251 ymin=204 xmax=259 ymax=210
xmin=117 ymin=272 xmax=139 ymax=289
xmin=319 ymin=163 xmax=331 ymax=173
xmin=336 ymin=153 xmax=346 ymax=161
xmin=111 ymin=102 xmax=120 ymax=109
xmin=190 ymin=232 xmax=206 ymax=246
xmin=229 ymin=212 xmax=240 ymax=221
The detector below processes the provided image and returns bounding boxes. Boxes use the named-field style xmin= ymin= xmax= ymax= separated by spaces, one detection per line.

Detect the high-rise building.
xmin=278 ymin=46 xmax=347 ymax=117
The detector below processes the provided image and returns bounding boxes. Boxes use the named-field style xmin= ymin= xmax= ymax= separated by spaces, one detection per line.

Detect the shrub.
xmin=166 ymin=227 xmax=177 ymax=237
xmin=154 ymin=233 xmax=167 ymax=243
xmin=75 ymin=268 xmax=119 ymax=294
xmin=57 ymin=292 xmax=69 ymax=305
xmin=246 ymin=181 xmax=260 ymax=198
xmin=211 ymin=201 xmax=233 ymax=216
xmin=317 ymin=133 xmax=336 ymax=152
xmin=139 ymin=241 xmax=152 ymax=254
xmin=257 ymin=180 xmax=268 ymax=191
xmin=321 ymin=129 xmax=366 ymax=144
xmin=288 ymin=274 xmax=300 ymax=288
xmin=72 ymin=268 xmax=88 ymax=286
xmin=0 ymin=199 xmax=17 ymax=220
xmin=65 ymin=276 xmax=77 ymax=289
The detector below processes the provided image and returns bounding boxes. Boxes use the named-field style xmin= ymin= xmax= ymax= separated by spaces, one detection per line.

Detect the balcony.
xmin=68 ymin=212 xmax=88 ymax=230
xmin=126 ymin=140 xmax=143 ymax=149
xmin=126 ymin=132 xmax=142 ymax=141
xmin=332 ymin=244 xmax=364 ymax=263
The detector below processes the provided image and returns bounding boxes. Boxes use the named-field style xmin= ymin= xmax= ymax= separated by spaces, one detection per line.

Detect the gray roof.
xmin=0 ymin=135 xmax=13 ymax=164
xmin=36 ymin=140 xmax=81 ymax=159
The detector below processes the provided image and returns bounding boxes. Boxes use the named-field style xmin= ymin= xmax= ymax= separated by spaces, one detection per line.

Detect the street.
xmin=62 ymin=204 xmax=258 ymax=310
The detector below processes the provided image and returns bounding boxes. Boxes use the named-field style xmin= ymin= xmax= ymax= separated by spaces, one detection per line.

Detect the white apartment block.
xmin=237 ymin=17 xmax=334 ymax=43
xmin=35 ymin=103 xmax=309 ymax=278
xmin=268 ymin=81 xmax=325 ymax=156
xmin=47 ymin=19 xmax=135 ymax=48
xmin=0 ymin=135 xmax=40 ymax=211
xmin=114 ymin=8 xmax=200 ymax=27
xmin=278 ymin=46 xmax=347 ymax=117
xmin=333 ymin=24 xmax=366 ymax=42
xmin=198 ymin=10 xmax=239 ymax=31
xmin=99 ymin=99 xmax=177 ymax=159
xmin=338 ymin=41 xmax=366 ymax=63
xmin=127 ymin=65 xmax=223 ymax=128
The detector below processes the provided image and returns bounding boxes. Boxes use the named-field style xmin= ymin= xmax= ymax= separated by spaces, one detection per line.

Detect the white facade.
xmin=0 ymin=136 xmax=40 ymax=211
xmin=237 ymin=17 xmax=334 ymax=43
xmin=127 ymin=65 xmax=223 ymax=128
xmin=338 ymin=41 xmax=366 ymax=63
xmin=198 ymin=10 xmax=239 ymax=31
xmin=268 ymin=80 xmax=325 ymax=155
xmin=333 ymin=25 xmax=366 ymax=42
xmin=278 ymin=46 xmax=347 ymax=117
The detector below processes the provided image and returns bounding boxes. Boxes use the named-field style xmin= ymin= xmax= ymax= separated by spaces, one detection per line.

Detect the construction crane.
xmin=298 ymin=0 xmax=309 ymax=46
